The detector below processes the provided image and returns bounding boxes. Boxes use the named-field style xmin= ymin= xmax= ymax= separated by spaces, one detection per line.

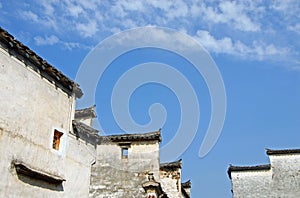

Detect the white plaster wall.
xmin=231 ymin=171 xmax=271 ymax=198
xmin=269 ymin=154 xmax=300 ymax=197
xmin=0 ymin=47 xmax=95 ymax=197
xmin=231 ymin=154 xmax=300 ymax=197
xmin=160 ymin=168 xmax=182 ymax=198
xmin=90 ymin=141 xmax=160 ymax=197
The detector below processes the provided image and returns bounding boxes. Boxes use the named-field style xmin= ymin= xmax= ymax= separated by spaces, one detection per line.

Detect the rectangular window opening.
xmin=53 ymin=130 xmax=63 ymax=150
xmin=122 ymin=148 xmax=128 ymax=159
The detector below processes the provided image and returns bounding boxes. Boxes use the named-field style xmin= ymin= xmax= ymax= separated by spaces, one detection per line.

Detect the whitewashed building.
xmin=228 ymin=148 xmax=300 ymax=197
xmin=0 ymin=27 xmax=191 ymax=198
xmin=0 ymin=26 xmax=96 ymax=197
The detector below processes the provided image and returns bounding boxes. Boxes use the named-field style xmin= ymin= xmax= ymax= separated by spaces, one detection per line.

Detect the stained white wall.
xmin=90 ymin=141 xmax=160 ymax=197
xmin=0 ymin=46 xmax=95 ymax=197
xmin=231 ymin=154 xmax=300 ymax=198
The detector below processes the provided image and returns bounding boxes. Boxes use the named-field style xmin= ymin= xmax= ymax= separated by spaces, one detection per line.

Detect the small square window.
xmin=52 ymin=130 xmax=63 ymax=150
xmin=122 ymin=148 xmax=128 ymax=159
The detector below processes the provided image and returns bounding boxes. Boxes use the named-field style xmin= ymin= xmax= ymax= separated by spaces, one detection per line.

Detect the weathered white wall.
xmin=90 ymin=141 xmax=160 ymax=197
xmin=231 ymin=170 xmax=271 ymax=198
xmin=231 ymin=154 xmax=300 ymax=198
xmin=160 ymin=168 xmax=182 ymax=198
xmin=0 ymin=47 xmax=95 ymax=197
xmin=269 ymin=154 xmax=300 ymax=197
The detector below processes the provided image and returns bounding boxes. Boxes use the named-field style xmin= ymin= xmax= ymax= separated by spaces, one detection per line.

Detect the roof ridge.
xmin=75 ymin=105 xmax=96 ymax=112
xmin=75 ymin=105 xmax=97 ymax=118
xmin=227 ymin=164 xmax=271 ymax=179
xmin=103 ymin=130 xmax=160 ymax=137
xmin=266 ymin=148 xmax=300 ymax=155
xmin=160 ymin=159 xmax=182 ymax=169
xmin=100 ymin=129 xmax=162 ymax=143
xmin=0 ymin=26 xmax=82 ymax=98
xmin=181 ymin=180 xmax=191 ymax=188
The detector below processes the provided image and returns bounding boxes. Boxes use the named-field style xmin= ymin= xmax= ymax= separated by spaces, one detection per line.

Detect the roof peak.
xmin=0 ymin=26 xmax=82 ymax=98
xmin=181 ymin=180 xmax=191 ymax=188
xmin=100 ymin=130 xmax=162 ymax=143
xmin=160 ymin=159 xmax=182 ymax=169
xmin=266 ymin=148 xmax=300 ymax=155
xmin=75 ymin=105 xmax=97 ymax=119
xmin=227 ymin=164 xmax=271 ymax=179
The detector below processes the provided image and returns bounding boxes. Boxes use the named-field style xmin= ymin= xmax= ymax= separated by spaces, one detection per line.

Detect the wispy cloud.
xmin=195 ymin=30 xmax=290 ymax=60
xmin=76 ymin=20 xmax=98 ymax=38
xmin=288 ymin=24 xmax=300 ymax=34
xmin=34 ymin=34 xmax=91 ymax=50
xmin=62 ymin=41 xmax=92 ymax=51
xmin=22 ymin=11 xmax=39 ymax=23
xmin=198 ymin=1 xmax=261 ymax=32
xmin=34 ymin=35 xmax=59 ymax=46
xmin=2 ymin=0 xmax=299 ymax=67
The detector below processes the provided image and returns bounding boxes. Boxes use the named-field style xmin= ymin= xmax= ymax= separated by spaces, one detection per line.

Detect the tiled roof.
xmin=72 ymin=120 xmax=99 ymax=135
xmin=72 ymin=123 xmax=162 ymax=144
xmin=227 ymin=164 xmax=271 ymax=179
xmin=266 ymin=148 xmax=300 ymax=155
xmin=160 ymin=159 xmax=182 ymax=170
xmin=0 ymin=27 xmax=82 ymax=98
xmin=72 ymin=120 xmax=99 ymax=145
xmin=181 ymin=180 xmax=191 ymax=188
xmin=181 ymin=180 xmax=191 ymax=198
xmin=75 ymin=105 xmax=97 ymax=119
xmin=100 ymin=130 xmax=162 ymax=143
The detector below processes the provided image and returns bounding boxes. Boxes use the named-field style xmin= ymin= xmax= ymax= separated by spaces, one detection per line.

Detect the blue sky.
xmin=1 ymin=0 xmax=300 ymax=197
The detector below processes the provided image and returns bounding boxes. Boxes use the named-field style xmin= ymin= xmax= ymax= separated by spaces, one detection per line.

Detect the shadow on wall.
xmin=17 ymin=174 xmax=64 ymax=191
xmin=12 ymin=161 xmax=65 ymax=192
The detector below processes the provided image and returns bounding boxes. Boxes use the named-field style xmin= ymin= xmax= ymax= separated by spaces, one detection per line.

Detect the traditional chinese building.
xmin=0 ymin=27 xmax=191 ymax=198
xmin=228 ymin=148 xmax=300 ymax=197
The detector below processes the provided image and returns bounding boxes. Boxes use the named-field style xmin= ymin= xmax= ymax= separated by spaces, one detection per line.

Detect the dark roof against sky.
xmin=100 ymin=130 xmax=162 ymax=143
xmin=72 ymin=120 xmax=99 ymax=146
xmin=160 ymin=159 xmax=182 ymax=170
xmin=181 ymin=180 xmax=191 ymax=198
xmin=266 ymin=148 xmax=300 ymax=155
xmin=75 ymin=105 xmax=97 ymax=119
xmin=228 ymin=148 xmax=300 ymax=179
xmin=0 ymin=26 xmax=82 ymax=98
xmin=182 ymin=180 xmax=191 ymax=188
xmin=227 ymin=164 xmax=271 ymax=179
xmin=72 ymin=120 xmax=99 ymax=135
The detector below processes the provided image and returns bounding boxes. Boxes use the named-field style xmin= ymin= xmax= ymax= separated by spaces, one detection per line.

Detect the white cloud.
xmin=201 ymin=1 xmax=261 ymax=32
xmin=288 ymin=24 xmax=300 ymax=34
xmin=10 ymin=0 xmax=299 ymax=66
xmin=270 ymin=0 xmax=300 ymax=29
xmin=271 ymin=0 xmax=298 ymax=12
xmin=39 ymin=0 xmax=57 ymax=16
xmin=34 ymin=35 xmax=59 ymax=46
xmin=62 ymin=41 xmax=91 ymax=50
xmin=119 ymin=0 xmax=145 ymax=12
xmin=195 ymin=30 xmax=290 ymax=60
xmin=77 ymin=0 xmax=99 ymax=10
xmin=76 ymin=20 xmax=98 ymax=38
xmin=22 ymin=11 xmax=39 ymax=22
xmin=147 ymin=0 xmax=172 ymax=11
xmin=66 ymin=4 xmax=84 ymax=18
xmin=165 ymin=0 xmax=189 ymax=20
xmin=195 ymin=30 xmax=234 ymax=54
xmin=34 ymin=34 xmax=92 ymax=50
